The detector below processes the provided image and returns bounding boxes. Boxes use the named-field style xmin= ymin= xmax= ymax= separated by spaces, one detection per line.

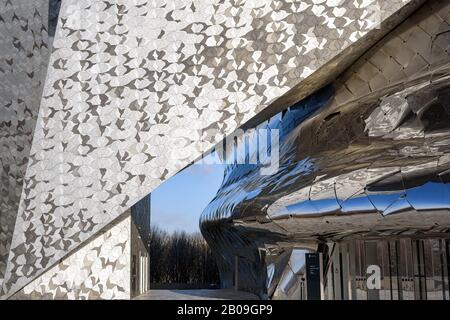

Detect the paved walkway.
xmin=134 ymin=289 xmax=259 ymax=300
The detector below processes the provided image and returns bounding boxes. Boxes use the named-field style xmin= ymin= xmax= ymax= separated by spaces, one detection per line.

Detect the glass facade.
xmin=323 ymin=238 xmax=450 ymax=300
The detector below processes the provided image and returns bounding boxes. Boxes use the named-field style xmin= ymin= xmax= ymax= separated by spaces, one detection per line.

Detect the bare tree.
xmin=149 ymin=225 xmax=220 ymax=285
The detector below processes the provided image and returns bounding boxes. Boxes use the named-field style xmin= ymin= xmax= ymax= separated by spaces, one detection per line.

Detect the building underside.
xmin=1 ymin=0 xmax=449 ymax=299
xmin=200 ymin=0 xmax=450 ymax=300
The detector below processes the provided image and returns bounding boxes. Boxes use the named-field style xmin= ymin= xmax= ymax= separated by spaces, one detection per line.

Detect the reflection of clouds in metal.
xmin=200 ymin=1 xmax=450 ymax=297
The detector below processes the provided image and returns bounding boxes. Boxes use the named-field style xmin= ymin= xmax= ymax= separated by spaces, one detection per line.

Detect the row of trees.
xmin=149 ymin=225 xmax=220 ymax=285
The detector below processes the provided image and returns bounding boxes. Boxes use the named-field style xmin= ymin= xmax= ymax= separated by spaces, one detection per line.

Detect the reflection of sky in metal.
xmin=221 ymin=85 xmax=334 ymax=184
xmin=201 ymin=86 xmax=334 ymax=224
xmin=276 ymin=182 xmax=450 ymax=217
xmin=151 ymin=156 xmax=224 ymax=234
xmin=196 ymin=2 xmax=450 ymax=298
xmin=201 ymin=68 xmax=450 ymax=240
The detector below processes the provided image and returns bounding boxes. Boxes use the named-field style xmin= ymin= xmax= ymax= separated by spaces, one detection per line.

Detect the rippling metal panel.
xmin=201 ymin=0 xmax=450 ymax=297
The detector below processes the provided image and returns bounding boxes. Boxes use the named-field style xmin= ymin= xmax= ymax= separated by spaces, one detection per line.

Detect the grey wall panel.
xmin=0 ymin=0 xmax=51 ymax=284
xmin=10 ymin=213 xmax=131 ymax=300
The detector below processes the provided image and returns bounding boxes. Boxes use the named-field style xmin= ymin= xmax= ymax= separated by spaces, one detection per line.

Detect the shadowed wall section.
xmin=0 ymin=0 xmax=51 ymax=286
xmin=9 ymin=193 xmax=151 ymax=300
xmin=11 ymin=213 xmax=132 ymax=300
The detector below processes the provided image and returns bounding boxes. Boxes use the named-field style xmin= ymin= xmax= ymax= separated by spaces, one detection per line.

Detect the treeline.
xmin=149 ymin=225 xmax=220 ymax=285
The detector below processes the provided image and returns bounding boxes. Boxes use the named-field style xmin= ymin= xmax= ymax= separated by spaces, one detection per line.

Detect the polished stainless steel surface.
xmin=200 ymin=1 xmax=450 ymax=298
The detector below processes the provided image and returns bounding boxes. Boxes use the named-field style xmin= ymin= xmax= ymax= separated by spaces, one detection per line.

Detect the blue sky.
xmin=151 ymin=162 xmax=224 ymax=234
